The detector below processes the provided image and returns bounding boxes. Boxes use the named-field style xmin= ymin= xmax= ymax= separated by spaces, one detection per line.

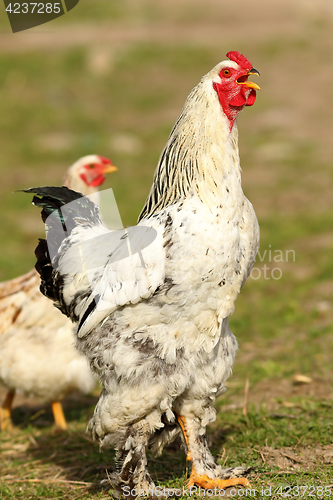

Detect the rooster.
xmin=28 ymin=51 xmax=260 ymax=495
xmin=0 ymin=155 xmax=117 ymax=431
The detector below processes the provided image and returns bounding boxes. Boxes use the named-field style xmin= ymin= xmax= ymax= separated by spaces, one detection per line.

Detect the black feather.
xmin=77 ymin=294 xmax=101 ymax=333
xmin=34 ymin=238 xmax=57 ymax=302
xmin=24 ymin=185 xmax=103 ymax=253
xmin=24 ymin=186 xmax=100 ymax=217
xmin=24 ymin=186 xmax=101 ymax=322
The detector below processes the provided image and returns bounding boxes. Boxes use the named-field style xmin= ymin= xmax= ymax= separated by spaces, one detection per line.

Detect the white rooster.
xmin=0 ymin=155 xmax=117 ymax=431
xmin=28 ymin=52 xmax=260 ymax=495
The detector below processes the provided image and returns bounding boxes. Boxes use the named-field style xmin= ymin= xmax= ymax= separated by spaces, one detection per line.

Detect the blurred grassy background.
xmin=0 ymin=0 xmax=333 ymax=495
xmin=1 ymin=0 xmax=332 ymax=379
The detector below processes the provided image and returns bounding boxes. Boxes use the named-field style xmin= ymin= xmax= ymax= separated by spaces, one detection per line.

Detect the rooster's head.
xmin=212 ymin=51 xmax=260 ymax=129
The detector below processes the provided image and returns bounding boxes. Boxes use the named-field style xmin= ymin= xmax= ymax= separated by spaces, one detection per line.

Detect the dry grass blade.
xmin=2 ymin=477 xmax=97 ymax=486
xmin=281 ymin=452 xmax=304 ymax=464
xmin=242 ymin=373 xmax=250 ymax=417
xmin=268 ymin=413 xmax=298 ymax=419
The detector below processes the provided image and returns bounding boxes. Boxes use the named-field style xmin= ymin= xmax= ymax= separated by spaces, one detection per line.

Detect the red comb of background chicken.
xmin=98 ymin=156 xmax=111 ymax=165
xmin=226 ymin=51 xmax=252 ymax=71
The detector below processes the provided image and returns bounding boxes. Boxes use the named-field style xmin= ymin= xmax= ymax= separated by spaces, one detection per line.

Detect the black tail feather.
xmin=24 ymin=186 xmax=100 ymax=224
xmin=24 ymin=186 xmax=101 ymax=322
xmin=34 ymin=237 xmax=78 ymax=321
xmin=35 ymin=238 xmax=57 ymax=302
xmin=25 ymin=184 xmax=102 ymax=264
xmin=24 ymin=186 xmax=83 ymax=217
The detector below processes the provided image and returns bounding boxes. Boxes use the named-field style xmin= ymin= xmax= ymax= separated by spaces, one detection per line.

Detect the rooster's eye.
xmin=88 ymin=164 xmax=95 ymax=169
xmin=222 ymin=69 xmax=231 ymax=77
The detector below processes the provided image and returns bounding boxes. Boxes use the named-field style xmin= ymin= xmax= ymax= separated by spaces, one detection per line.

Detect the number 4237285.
xmin=6 ymin=3 xmax=62 ymax=14
xmin=276 ymin=485 xmax=332 ymax=497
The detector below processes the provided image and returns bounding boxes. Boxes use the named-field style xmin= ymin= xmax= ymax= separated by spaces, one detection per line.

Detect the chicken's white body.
xmin=0 ymin=270 xmax=95 ymax=401
xmin=0 ymin=155 xmax=115 ymax=428
xmin=32 ymin=55 xmax=260 ymax=494
xmin=81 ymin=125 xmax=259 ymax=448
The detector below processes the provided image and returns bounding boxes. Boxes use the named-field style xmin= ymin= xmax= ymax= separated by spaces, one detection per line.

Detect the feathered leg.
xmin=177 ymin=414 xmax=251 ymax=491
xmin=0 ymin=389 xmax=15 ymax=430
xmin=108 ymin=423 xmax=164 ymax=500
xmin=51 ymin=401 xmax=67 ymax=430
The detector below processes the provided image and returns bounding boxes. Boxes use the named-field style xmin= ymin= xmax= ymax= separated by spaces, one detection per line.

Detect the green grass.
xmin=1 ymin=397 xmax=332 ymax=499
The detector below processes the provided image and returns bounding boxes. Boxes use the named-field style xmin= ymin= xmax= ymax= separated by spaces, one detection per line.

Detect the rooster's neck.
xmin=191 ymin=115 xmax=242 ymax=210
xmin=139 ymin=79 xmax=243 ymax=220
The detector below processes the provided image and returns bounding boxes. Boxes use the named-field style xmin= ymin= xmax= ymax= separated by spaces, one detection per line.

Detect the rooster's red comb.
xmin=226 ymin=51 xmax=252 ymax=71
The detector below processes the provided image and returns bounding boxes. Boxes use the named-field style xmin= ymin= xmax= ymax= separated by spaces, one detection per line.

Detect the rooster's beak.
xmin=102 ymin=164 xmax=118 ymax=174
xmin=237 ymin=68 xmax=261 ymax=90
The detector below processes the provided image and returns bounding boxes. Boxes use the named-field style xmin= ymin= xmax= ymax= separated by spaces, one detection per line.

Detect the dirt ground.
xmin=1 ymin=363 xmax=332 ymax=476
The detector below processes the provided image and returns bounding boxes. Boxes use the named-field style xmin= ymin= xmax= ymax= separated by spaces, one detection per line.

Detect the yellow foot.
xmin=188 ymin=469 xmax=250 ymax=490
xmin=176 ymin=414 xmax=250 ymax=491
xmin=0 ymin=389 xmax=15 ymax=431
xmin=176 ymin=414 xmax=192 ymax=461
xmin=0 ymin=406 xmax=12 ymax=430
xmin=51 ymin=401 xmax=67 ymax=430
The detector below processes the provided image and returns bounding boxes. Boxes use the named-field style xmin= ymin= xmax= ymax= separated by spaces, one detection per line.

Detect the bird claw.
xmin=187 ymin=466 xmax=252 ymax=491
xmin=188 ymin=473 xmax=251 ymax=490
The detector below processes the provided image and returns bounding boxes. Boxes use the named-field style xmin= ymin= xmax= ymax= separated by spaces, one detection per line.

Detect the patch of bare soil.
xmin=261 ymin=444 xmax=333 ymax=469
xmin=0 ymin=0 xmax=319 ymax=53
xmin=247 ymin=377 xmax=333 ymax=406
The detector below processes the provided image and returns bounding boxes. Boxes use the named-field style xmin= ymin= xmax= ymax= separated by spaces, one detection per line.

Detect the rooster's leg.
xmin=0 ymin=389 xmax=15 ymax=430
xmin=51 ymin=401 xmax=67 ymax=430
xmin=109 ymin=421 xmax=173 ymax=500
xmin=176 ymin=414 xmax=251 ymax=491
